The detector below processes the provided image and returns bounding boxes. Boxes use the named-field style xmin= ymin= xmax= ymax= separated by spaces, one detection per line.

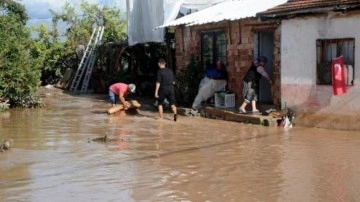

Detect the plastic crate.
xmin=215 ymin=93 xmax=235 ymax=108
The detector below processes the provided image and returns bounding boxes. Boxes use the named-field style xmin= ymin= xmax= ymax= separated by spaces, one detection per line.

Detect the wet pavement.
xmin=1 ymin=87 xmax=360 ymax=202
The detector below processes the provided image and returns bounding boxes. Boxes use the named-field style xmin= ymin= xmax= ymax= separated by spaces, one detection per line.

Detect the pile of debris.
xmin=0 ymin=99 xmax=10 ymax=112
xmin=178 ymin=108 xmax=201 ymax=117
xmin=263 ymin=108 xmax=296 ymax=128
xmin=1 ymin=139 xmax=13 ymax=152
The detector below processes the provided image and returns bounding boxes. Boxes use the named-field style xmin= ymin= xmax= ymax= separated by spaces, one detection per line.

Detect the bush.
xmin=175 ymin=56 xmax=204 ymax=107
xmin=0 ymin=1 xmax=42 ymax=108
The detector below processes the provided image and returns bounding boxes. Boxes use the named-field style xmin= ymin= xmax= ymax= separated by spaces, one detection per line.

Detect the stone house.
xmin=258 ymin=0 xmax=360 ymax=130
xmin=159 ymin=0 xmax=286 ymax=110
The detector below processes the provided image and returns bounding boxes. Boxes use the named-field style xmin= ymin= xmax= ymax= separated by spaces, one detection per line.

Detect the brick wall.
xmin=174 ymin=18 xmax=281 ymax=107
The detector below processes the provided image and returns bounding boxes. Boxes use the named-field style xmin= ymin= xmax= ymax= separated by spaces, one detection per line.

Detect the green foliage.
xmin=0 ymin=0 xmax=42 ymax=108
xmin=31 ymin=1 xmax=127 ymax=86
xmin=0 ymin=0 xmax=28 ymax=25
xmin=97 ymin=5 xmax=127 ymax=42
xmin=1 ymin=0 xmax=127 ymax=107
xmin=175 ymin=56 xmax=204 ymax=107
xmin=30 ymin=24 xmax=73 ymax=84
xmin=57 ymin=1 xmax=126 ymax=45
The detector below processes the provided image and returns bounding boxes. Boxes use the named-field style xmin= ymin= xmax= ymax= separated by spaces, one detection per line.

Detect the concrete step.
xmin=204 ymin=106 xmax=280 ymax=127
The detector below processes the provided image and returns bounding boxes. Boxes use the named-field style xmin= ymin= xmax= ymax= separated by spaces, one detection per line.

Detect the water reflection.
xmin=1 ymin=89 xmax=360 ymax=201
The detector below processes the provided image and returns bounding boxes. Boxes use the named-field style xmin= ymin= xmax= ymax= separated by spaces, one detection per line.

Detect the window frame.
xmin=316 ymin=38 xmax=355 ymax=86
xmin=200 ymin=30 xmax=227 ymax=69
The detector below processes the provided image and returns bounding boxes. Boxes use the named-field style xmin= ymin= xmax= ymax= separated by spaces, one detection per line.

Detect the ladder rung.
xmin=80 ymin=26 xmax=105 ymax=93
xmin=69 ymin=27 xmax=99 ymax=92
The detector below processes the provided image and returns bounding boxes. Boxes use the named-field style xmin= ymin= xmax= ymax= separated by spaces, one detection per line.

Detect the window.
xmin=316 ymin=38 xmax=355 ymax=85
xmin=201 ymin=31 xmax=226 ymax=69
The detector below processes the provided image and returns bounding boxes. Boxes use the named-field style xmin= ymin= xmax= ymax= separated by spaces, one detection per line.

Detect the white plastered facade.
xmin=280 ymin=13 xmax=360 ymax=114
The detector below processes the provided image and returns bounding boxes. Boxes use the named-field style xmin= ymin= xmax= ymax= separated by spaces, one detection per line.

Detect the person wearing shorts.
xmin=109 ymin=83 xmax=136 ymax=109
xmin=154 ymin=58 xmax=177 ymax=121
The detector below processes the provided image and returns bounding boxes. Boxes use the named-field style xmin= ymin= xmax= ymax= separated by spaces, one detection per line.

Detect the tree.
xmin=0 ymin=0 xmax=42 ymax=107
xmin=175 ymin=56 xmax=204 ymax=107
xmin=32 ymin=1 xmax=127 ymax=86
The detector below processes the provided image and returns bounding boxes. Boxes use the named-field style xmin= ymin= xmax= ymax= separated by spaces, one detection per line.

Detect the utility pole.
xmin=126 ymin=0 xmax=130 ymax=39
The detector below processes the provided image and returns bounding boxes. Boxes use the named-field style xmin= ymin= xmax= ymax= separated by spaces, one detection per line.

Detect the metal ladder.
xmin=80 ymin=26 xmax=105 ymax=93
xmin=69 ymin=26 xmax=104 ymax=92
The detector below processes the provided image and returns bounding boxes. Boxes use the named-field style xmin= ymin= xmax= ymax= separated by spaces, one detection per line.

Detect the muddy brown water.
xmin=1 ymin=88 xmax=360 ymax=202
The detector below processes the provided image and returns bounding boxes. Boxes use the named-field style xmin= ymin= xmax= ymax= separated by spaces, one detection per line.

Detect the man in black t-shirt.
xmin=154 ymin=58 xmax=178 ymax=121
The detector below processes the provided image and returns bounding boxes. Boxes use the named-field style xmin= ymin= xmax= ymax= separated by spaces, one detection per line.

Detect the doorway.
xmin=256 ymin=31 xmax=274 ymax=104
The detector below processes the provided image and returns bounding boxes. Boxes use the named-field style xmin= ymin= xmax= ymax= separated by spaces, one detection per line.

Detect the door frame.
xmin=254 ymin=31 xmax=274 ymax=104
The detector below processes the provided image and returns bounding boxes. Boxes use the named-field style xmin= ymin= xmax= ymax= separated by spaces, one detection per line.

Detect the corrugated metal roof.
xmin=171 ymin=0 xmax=227 ymax=9
xmin=157 ymin=0 xmax=287 ymax=28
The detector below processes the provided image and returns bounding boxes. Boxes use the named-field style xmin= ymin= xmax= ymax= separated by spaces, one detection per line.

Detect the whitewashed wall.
xmin=280 ymin=13 xmax=360 ymax=119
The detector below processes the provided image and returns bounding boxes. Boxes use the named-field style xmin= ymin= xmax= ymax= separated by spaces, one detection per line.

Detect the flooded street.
xmin=1 ymin=88 xmax=360 ymax=202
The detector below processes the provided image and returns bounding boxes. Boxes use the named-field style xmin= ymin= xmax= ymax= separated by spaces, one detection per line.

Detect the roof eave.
xmin=258 ymin=4 xmax=360 ymax=20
